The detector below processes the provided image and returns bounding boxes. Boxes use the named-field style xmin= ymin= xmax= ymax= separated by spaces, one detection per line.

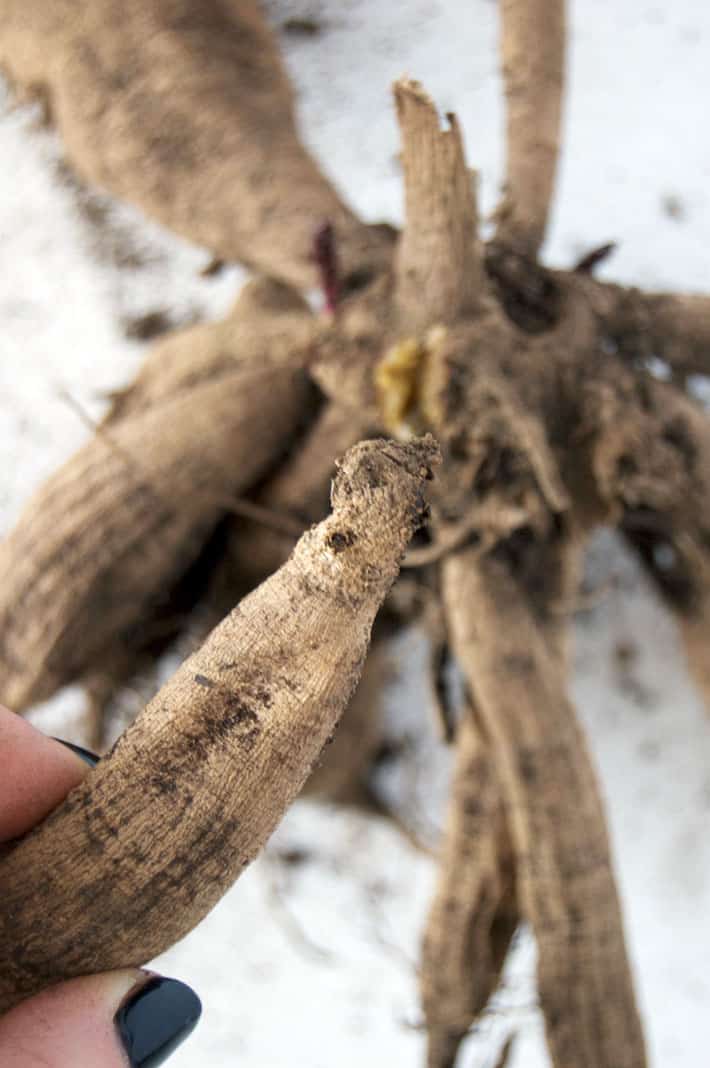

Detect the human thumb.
xmin=0 ymin=969 xmax=201 ymax=1067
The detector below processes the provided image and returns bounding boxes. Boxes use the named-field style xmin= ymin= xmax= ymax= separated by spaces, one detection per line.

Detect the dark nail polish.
xmin=115 ymin=976 xmax=202 ymax=1068
xmin=52 ymin=737 xmax=100 ymax=768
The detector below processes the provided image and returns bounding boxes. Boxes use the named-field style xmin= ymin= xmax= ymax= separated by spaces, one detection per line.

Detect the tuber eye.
xmin=326 ymin=530 xmax=356 ymax=553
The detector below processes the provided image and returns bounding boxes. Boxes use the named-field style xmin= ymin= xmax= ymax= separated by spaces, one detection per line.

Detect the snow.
xmin=1 ymin=1 xmax=709 ymax=1065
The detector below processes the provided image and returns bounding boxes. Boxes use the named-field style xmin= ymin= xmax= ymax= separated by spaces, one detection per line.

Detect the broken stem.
xmin=394 ymin=78 xmax=484 ymax=330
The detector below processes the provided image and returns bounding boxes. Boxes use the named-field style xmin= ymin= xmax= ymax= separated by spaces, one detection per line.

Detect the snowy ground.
xmin=2 ymin=2 xmax=710 ymax=1065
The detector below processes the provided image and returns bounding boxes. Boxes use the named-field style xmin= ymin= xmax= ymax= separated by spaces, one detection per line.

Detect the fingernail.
xmin=115 ymin=976 xmax=202 ymax=1067
xmin=52 ymin=738 xmax=101 ymax=768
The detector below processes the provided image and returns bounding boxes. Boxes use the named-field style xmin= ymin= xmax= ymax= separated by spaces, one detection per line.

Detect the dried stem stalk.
xmin=394 ymin=78 xmax=483 ymax=330
xmin=0 ymin=436 xmax=439 ymax=1013
xmin=495 ymin=0 xmax=565 ymax=256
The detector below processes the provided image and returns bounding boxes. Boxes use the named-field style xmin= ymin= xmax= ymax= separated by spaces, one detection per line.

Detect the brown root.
xmin=676 ymin=589 xmax=710 ymax=711
xmin=622 ymin=515 xmax=710 ymax=712
xmin=494 ymin=0 xmax=565 ymax=256
xmin=0 ymin=299 xmax=315 ymax=711
xmin=442 ymin=543 xmax=647 ymax=1068
xmin=421 ymin=707 xmax=518 ymax=1068
xmin=584 ymin=366 xmax=710 ymax=709
xmin=603 ymin=285 xmax=710 ymax=380
xmin=0 ymin=435 xmax=439 ymax=1013
xmin=0 ymin=1 xmax=393 ymax=290
xmin=423 ymin=597 xmax=457 ymax=743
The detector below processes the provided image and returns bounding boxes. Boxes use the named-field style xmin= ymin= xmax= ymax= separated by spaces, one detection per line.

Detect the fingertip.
xmin=0 ymin=970 xmax=147 ymax=1067
xmin=51 ymin=737 xmax=101 ymax=769
xmin=115 ymin=975 xmax=202 ymax=1067
xmin=0 ymin=971 xmax=202 ymax=1068
xmin=0 ymin=705 xmax=95 ymax=841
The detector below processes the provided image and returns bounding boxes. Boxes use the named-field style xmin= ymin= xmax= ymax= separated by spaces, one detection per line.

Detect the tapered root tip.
xmin=296 ymin=435 xmax=443 ymax=604
xmin=331 ymin=434 xmax=440 ymax=514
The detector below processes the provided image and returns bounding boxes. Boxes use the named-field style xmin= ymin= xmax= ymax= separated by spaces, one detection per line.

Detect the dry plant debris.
xmin=2 ymin=0 xmax=710 ymax=1064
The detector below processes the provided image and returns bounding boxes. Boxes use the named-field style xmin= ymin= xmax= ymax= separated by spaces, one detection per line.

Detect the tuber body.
xmin=0 ymin=436 xmax=438 ymax=1013
xmin=0 ymin=279 xmax=315 ymax=712
xmin=0 ymin=0 xmax=393 ymax=290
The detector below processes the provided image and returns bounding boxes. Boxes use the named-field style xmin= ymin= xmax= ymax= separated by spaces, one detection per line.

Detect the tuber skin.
xmin=302 ymin=629 xmax=392 ymax=805
xmin=0 ymin=435 xmax=439 ymax=1013
xmin=0 ymin=279 xmax=316 ymax=712
xmin=0 ymin=0 xmax=393 ymax=291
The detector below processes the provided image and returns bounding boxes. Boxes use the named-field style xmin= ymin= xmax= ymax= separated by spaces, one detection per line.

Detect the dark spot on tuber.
xmin=463 ymin=795 xmax=484 ymax=818
xmin=148 ymin=773 xmax=179 ymax=796
xmin=503 ymin=651 xmax=536 ymax=675
xmin=342 ymin=267 xmax=375 ymax=295
xmin=616 ymin=454 xmax=638 ymax=480
xmin=327 ymin=530 xmax=356 ymax=553
xmin=212 ymin=694 xmax=261 ymax=747
xmin=194 ymin=674 xmax=215 ymax=688
xmin=517 ymin=747 xmax=538 ymax=783
xmin=360 ymin=457 xmax=383 ymax=490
